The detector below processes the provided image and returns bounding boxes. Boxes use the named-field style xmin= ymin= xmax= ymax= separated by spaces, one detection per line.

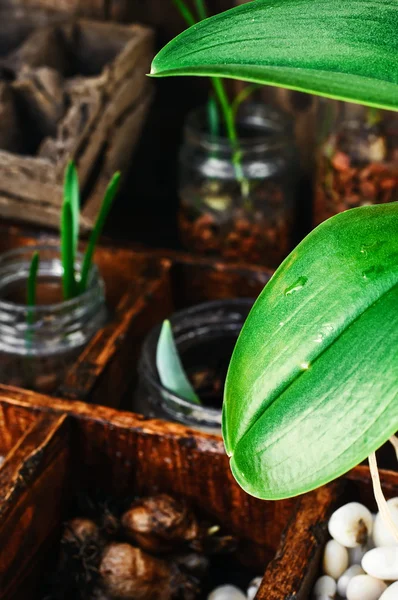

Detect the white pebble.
xmin=323 ymin=539 xmax=349 ymax=579
xmin=247 ymin=577 xmax=262 ymax=600
xmin=313 ymin=575 xmax=336 ymax=598
xmin=207 ymin=585 xmax=246 ymax=600
xmin=349 ymin=544 xmax=370 ymax=564
xmin=373 ymin=498 xmax=398 ymax=547
xmin=329 ymin=502 xmax=373 ymax=548
xmin=379 ymin=581 xmax=398 ymax=599
xmin=337 ymin=565 xmax=365 ymax=597
xmin=346 ymin=574 xmax=387 ymax=600
xmin=362 ymin=546 xmax=398 ymax=580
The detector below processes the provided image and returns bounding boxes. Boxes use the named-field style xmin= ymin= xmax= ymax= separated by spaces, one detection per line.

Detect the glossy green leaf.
xmin=156 ymin=320 xmax=201 ymax=405
xmin=223 ymin=202 xmax=398 ymax=500
xmin=151 ymin=0 xmax=398 ymax=111
xmin=80 ymin=172 xmax=121 ymax=293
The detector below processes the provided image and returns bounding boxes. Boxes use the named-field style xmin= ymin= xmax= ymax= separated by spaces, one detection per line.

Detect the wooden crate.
xmin=0 ymin=224 xmax=273 ymax=407
xmin=257 ymin=466 xmax=398 ymax=599
xmin=0 ymin=385 xmax=296 ymax=599
xmin=0 ymin=6 xmax=154 ymax=230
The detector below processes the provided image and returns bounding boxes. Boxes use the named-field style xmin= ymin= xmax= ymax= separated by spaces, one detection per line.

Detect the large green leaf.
xmin=151 ymin=0 xmax=398 ymax=111
xmin=223 ymin=203 xmax=398 ymax=500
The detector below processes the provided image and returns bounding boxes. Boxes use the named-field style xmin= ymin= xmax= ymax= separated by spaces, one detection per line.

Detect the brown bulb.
xmin=99 ymin=543 xmax=174 ymax=600
xmin=121 ymin=494 xmax=199 ymax=553
xmin=62 ymin=518 xmax=100 ymax=545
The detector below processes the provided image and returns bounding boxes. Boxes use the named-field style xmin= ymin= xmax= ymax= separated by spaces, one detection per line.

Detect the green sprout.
xmin=172 ymin=0 xmax=261 ymax=199
xmin=156 ymin=320 xmax=201 ymax=405
xmin=27 ymin=161 xmax=121 ymax=307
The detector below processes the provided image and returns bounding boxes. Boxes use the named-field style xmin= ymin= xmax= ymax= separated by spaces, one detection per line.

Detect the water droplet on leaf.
xmin=360 ymin=240 xmax=385 ymax=258
xmin=284 ymin=276 xmax=308 ymax=296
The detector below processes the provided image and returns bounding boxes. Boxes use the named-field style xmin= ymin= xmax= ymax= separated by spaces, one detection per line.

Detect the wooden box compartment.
xmin=0 ymin=228 xmax=172 ymax=407
xmin=162 ymin=252 xmax=273 ymax=312
xmin=0 ymin=6 xmax=153 ymax=230
xmin=0 ymin=225 xmax=274 ymax=408
xmin=0 ymin=386 xmax=296 ymax=599
xmin=257 ymin=466 xmax=398 ymax=599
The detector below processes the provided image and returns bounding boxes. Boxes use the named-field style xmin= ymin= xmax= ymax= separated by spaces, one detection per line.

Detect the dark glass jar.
xmin=178 ymin=103 xmax=298 ymax=267
xmin=0 ymin=244 xmax=107 ymax=393
xmin=135 ymin=298 xmax=254 ymax=434
xmin=314 ymin=101 xmax=398 ymax=226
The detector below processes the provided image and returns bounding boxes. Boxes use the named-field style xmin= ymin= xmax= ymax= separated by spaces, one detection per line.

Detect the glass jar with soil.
xmin=135 ymin=298 xmax=253 ymax=434
xmin=0 ymin=244 xmax=107 ymax=393
xmin=178 ymin=103 xmax=298 ymax=268
xmin=314 ymin=101 xmax=398 ymax=226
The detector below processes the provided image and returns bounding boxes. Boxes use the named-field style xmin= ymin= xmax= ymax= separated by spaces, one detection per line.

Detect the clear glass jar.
xmin=0 ymin=245 xmax=107 ymax=393
xmin=134 ymin=298 xmax=253 ymax=434
xmin=178 ymin=103 xmax=298 ymax=268
xmin=314 ymin=101 xmax=398 ymax=225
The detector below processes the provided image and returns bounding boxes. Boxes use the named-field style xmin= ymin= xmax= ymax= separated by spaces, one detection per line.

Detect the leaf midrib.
xmin=232 ymin=278 xmax=398 ymax=455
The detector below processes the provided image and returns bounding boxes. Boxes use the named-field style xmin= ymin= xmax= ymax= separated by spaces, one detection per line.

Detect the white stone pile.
xmin=207 ymin=576 xmax=262 ymax=600
xmin=313 ymin=499 xmax=398 ymax=599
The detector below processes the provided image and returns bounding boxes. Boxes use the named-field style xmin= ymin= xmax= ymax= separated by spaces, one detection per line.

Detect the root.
xmin=369 ymin=452 xmax=398 ymax=543
xmin=389 ymin=435 xmax=398 ymax=461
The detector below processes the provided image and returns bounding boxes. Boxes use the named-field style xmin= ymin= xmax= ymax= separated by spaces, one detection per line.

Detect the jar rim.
xmin=185 ymin=102 xmax=294 ymax=152
xmin=0 ymin=243 xmax=102 ymax=314
xmin=140 ymin=298 xmax=254 ymax=419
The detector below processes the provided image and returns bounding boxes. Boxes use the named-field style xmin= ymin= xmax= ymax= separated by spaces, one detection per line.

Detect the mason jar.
xmin=314 ymin=101 xmax=398 ymax=225
xmin=0 ymin=244 xmax=107 ymax=393
xmin=135 ymin=298 xmax=254 ymax=434
xmin=178 ymin=103 xmax=298 ymax=268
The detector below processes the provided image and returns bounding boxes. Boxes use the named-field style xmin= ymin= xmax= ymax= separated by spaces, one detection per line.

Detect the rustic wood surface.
xmin=0 ymin=386 xmax=398 ymax=599
xmin=0 ymin=384 xmax=296 ymax=572
xmin=257 ymin=481 xmax=345 ymax=600
xmin=0 ymin=10 xmax=154 ymax=231
xmin=0 ymin=223 xmax=273 ymax=408
xmin=0 ymin=412 xmax=70 ymax=600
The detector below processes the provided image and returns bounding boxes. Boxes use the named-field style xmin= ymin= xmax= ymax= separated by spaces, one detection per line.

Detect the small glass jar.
xmin=0 ymin=245 xmax=107 ymax=393
xmin=314 ymin=101 xmax=398 ymax=225
xmin=178 ymin=103 xmax=298 ymax=267
xmin=135 ymin=298 xmax=253 ymax=434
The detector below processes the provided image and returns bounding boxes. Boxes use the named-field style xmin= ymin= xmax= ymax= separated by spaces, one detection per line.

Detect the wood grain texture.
xmin=0 ymin=412 xmax=70 ymax=600
xmin=0 ymin=384 xmax=295 ymax=569
xmin=0 ymin=11 xmax=154 ymax=231
xmin=257 ymin=481 xmax=345 ymax=600
xmin=0 ymin=403 xmax=37 ymax=455
xmin=0 ymin=223 xmax=274 ymax=408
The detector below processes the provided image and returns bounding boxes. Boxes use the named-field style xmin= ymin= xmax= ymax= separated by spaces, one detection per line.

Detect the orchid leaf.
xmin=223 ymin=203 xmax=398 ymax=500
xmin=156 ymin=320 xmax=202 ymax=405
xmin=151 ymin=0 xmax=398 ymax=111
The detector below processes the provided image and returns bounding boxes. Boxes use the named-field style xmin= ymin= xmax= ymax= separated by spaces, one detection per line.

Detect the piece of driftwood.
xmin=257 ymin=466 xmax=398 ymax=599
xmin=0 ymin=385 xmax=296 ymax=599
xmin=0 ymin=10 xmax=154 ymax=230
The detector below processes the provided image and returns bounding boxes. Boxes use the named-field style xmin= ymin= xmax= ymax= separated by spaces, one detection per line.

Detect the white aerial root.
xmin=369 ymin=451 xmax=398 ymax=543
xmin=389 ymin=435 xmax=398 ymax=461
